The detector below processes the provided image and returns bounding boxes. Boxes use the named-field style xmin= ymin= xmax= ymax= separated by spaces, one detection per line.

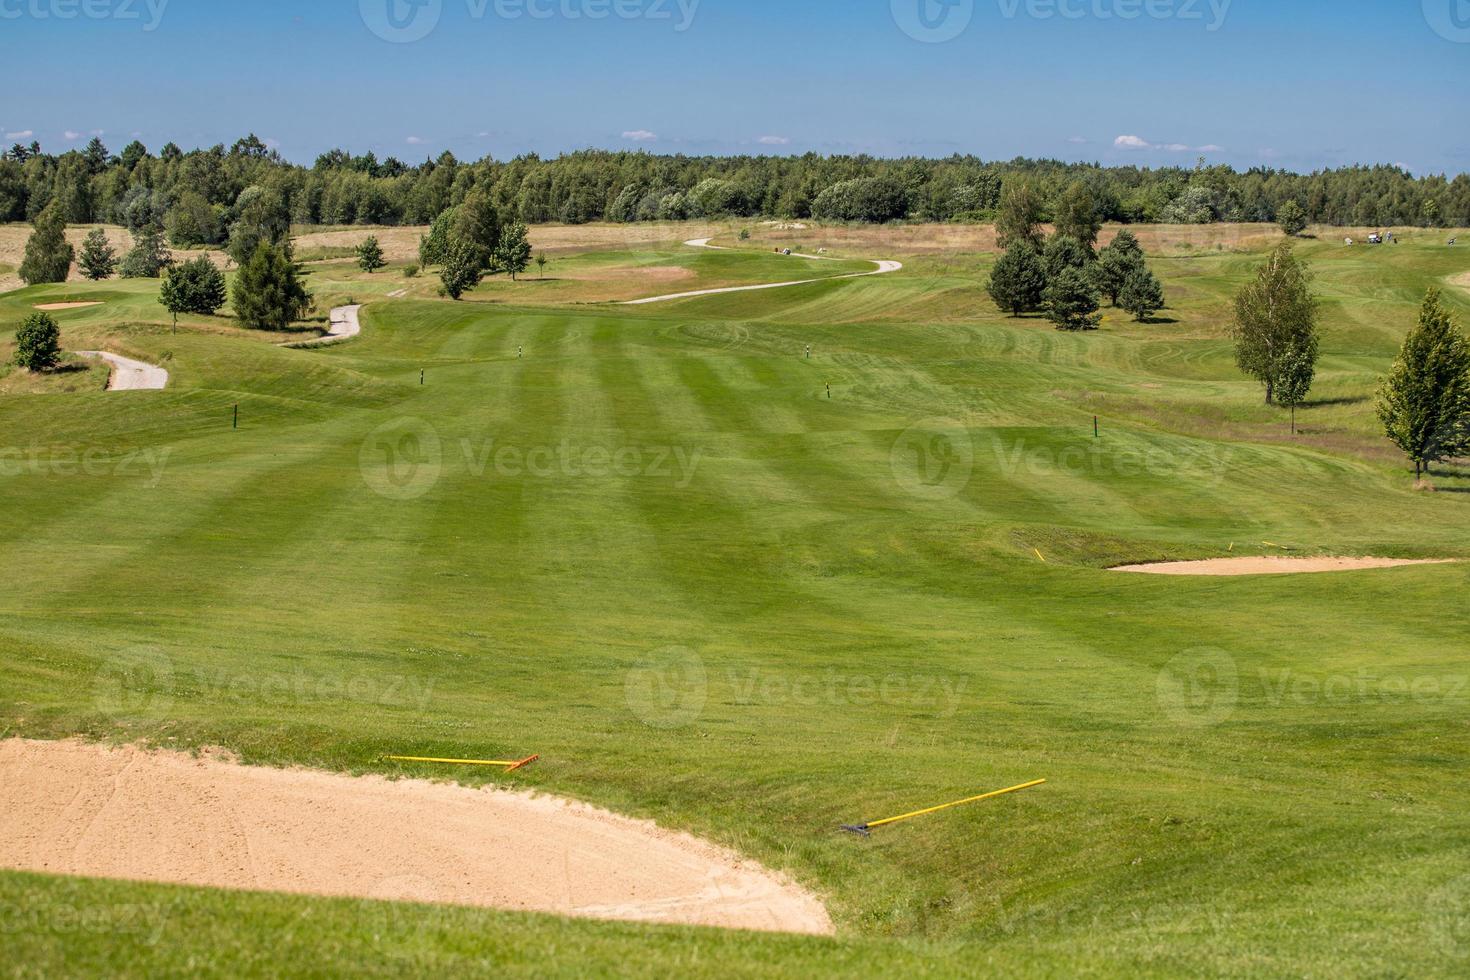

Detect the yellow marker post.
xmin=843 ymin=779 xmax=1046 ymax=836
xmin=385 ymin=755 xmax=539 ymax=771
xmin=1034 ymin=549 xmax=1047 ymax=563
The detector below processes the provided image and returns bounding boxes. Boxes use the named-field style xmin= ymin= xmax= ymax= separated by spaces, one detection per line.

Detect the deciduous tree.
xmin=1376 ymin=289 xmax=1470 ymax=478
xmin=19 ymin=205 xmax=73 ymax=285
xmin=13 ymin=312 xmax=61 ymax=371
xmin=1231 ymin=243 xmax=1318 ymax=404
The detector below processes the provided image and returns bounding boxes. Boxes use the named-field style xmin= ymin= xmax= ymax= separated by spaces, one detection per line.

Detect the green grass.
xmin=2 ymin=228 xmax=1469 ymax=977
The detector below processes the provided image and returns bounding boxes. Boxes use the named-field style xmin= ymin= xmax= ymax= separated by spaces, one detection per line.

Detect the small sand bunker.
xmin=0 ymin=739 xmax=831 ymax=935
xmin=33 ymin=301 xmax=102 ymax=311
xmin=1112 ymin=556 xmax=1457 ymax=576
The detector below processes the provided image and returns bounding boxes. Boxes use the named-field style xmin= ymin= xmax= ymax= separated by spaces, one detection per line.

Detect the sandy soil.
xmin=0 ymin=739 xmax=832 ymax=936
xmin=290 ymin=222 xmax=730 ymax=264
xmin=1112 ymin=556 xmax=1458 ymax=576
xmin=622 ymin=238 xmax=903 ymax=305
xmin=283 ymin=305 xmax=362 ymax=349
xmin=74 ymin=351 xmax=168 ymax=391
xmin=33 ymin=301 xmax=103 ymax=311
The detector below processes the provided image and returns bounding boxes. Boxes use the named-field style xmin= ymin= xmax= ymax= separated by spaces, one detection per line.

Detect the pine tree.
xmin=13 ymin=312 xmax=62 ymax=372
xmin=232 ymin=242 xmax=313 ymax=330
xmin=1119 ymin=267 xmax=1166 ymax=322
xmin=1091 ymin=230 xmax=1147 ymax=305
xmin=78 ymin=228 xmax=117 ymax=281
xmin=19 ymin=205 xmax=74 ymax=285
xmin=987 ymin=244 xmax=1047 ymax=316
xmin=1043 ymin=268 xmax=1102 ymax=331
xmin=1231 ymin=243 xmax=1318 ymax=404
xmin=1376 ymin=289 xmax=1470 ymax=479
xmin=1042 ymin=235 xmax=1092 ymax=278
xmin=357 ymin=236 xmax=386 ymax=273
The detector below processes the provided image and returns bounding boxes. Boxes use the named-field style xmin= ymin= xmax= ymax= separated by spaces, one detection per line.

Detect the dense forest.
xmin=3 ymin=134 xmax=1468 ymax=240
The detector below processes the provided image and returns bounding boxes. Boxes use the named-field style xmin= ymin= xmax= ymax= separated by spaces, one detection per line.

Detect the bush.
xmin=13 ymin=312 xmax=62 ymax=371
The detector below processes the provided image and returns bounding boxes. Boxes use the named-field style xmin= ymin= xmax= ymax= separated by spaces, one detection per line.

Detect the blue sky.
xmin=3 ymin=0 xmax=1468 ymax=174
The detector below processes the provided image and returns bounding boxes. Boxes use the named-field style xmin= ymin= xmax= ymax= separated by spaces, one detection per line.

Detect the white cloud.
xmin=64 ymin=131 xmax=82 ymax=141
xmin=1115 ymin=134 xmax=1221 ymax=153
xmin=758 ymin=135 xmax=790 ymax=146
xmin=621 ymin=129 xmax=658 ymax=142
xmin=405 ymin=136 xmax=425 ymax=145
xmin=1066 ymin=136 xmax=1089 ymax=145
xmin=6 ymin=130 xmax=33 ymax=140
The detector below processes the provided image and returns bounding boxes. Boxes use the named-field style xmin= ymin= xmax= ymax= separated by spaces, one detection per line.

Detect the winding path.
xmin=622 ymin=238 xmax=902 ymax=305
xmin=284 ymin=304 xmax=362 ymax=348
xmin=76 ymin=351 xmax=168 ymax=391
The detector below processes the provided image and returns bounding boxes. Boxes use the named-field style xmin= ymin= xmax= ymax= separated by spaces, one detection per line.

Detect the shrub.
xmin=13 ymin=312 xmax=62 ymax=371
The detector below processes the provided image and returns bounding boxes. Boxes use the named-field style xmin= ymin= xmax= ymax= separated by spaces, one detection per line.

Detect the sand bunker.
xmin=33 ymin=302 xmax=102 ymax=311
xmin=1112 ymin=556 xmax=1457 ymax=576
xmin=0 ymin=739 xmax=831 ymax=935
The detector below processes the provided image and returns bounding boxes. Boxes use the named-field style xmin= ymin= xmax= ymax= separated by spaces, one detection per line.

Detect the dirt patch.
xmin=1112 ymin=556 xmax=1457 ymax=576
xmin=33 ymin=301 xmax=102 ymax=311
xmin=0 ymin=739 xmax=832 ymax=936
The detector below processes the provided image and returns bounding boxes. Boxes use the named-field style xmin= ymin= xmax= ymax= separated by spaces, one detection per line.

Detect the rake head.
xmin=506 ymin=755 xmax=540 ymax=772
xmin=840 ymin=824 xmax=872 ymax=837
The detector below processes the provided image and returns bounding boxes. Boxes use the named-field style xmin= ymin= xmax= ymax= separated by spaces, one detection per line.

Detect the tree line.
xmin=4 ymin=136 xmax=1469 ymax=236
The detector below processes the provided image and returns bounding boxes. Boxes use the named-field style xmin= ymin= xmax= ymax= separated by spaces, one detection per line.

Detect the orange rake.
xmin=385 ymin=754 xmax=540 ymax=772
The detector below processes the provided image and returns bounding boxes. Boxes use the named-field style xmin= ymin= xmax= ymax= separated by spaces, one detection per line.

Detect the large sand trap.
xmin=0 ymin=739 xmax=831 ymax=935
xmin=1112 ymin=556 xmax=1457 ymax=576
xmin=33 ymin=301 xmax=102 ymax=311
